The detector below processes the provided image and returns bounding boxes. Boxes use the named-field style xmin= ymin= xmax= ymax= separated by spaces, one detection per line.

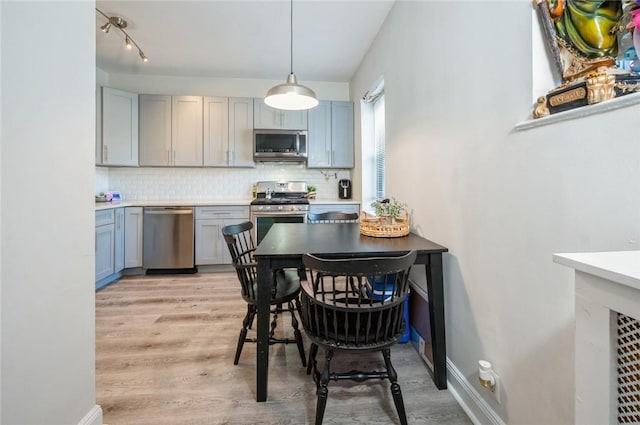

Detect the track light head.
xmin=100 ymin=22 xmax=111 ymax=33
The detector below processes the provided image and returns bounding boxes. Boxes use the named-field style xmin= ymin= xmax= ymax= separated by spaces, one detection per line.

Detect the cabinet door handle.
xmin=332 ymin=150 xmax=335 ymax=165
xmin=167 ymin=149 xmax=171 ymax=164
xmin=104 ymin=145 xmax=108 ymax=163
xmin=326 ymin=150 xmax=330 ymax=164
xmin=173 ymin=150 xmax=176 ymax=164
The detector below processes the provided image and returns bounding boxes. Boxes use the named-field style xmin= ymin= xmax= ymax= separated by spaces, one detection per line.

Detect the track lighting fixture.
xmin=96 ymin=8 xmax=148 ymax=63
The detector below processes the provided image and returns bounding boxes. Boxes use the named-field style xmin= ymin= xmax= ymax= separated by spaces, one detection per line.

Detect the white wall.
xmin=351 ymin=1 xmax=640 ymax=424
xmin=106 ymin=71 xmax=350 ymax=100
xmin=1 ymin=2 xmax=99 ymax=424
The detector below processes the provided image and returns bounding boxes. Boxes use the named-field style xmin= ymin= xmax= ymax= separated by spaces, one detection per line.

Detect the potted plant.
xmin=370 ymin=198 xmax=407 ymax=224
xmin=306 ymin=185 xmax=317 ymax=199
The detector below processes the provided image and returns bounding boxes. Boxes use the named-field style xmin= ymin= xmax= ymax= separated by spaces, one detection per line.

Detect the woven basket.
xmin=359 ymin=212 xmax=410 ymax=238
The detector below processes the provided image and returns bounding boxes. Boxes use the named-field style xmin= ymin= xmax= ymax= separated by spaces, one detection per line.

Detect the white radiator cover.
xmin=617 ymin=313 xmax=640 ymax=424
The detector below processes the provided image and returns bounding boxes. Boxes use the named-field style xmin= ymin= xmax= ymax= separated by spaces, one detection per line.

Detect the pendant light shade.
xmin=265 ymin=73 xmax=318 ymax=110
xmin=265 ymin=0 xmax=318 ymax=111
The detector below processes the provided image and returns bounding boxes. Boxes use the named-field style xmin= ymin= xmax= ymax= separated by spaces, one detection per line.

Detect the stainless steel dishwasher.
xmin=143 ymin=207 xmax=195 ymax=270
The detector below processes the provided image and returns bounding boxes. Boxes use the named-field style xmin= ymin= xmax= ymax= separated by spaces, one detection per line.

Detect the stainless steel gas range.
xmin=250 ymin=181 xmax=309 ymax=244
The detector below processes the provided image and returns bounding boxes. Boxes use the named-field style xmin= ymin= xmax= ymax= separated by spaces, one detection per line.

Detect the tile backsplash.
xmin=97 ymin=164 xmax=351 ymax=201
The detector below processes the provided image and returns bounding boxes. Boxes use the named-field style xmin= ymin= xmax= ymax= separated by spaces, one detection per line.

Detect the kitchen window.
xmin=361 ymin=80 xmax=385 ymax=209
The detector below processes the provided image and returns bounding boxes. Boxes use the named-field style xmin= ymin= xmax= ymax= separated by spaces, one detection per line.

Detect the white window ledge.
xmin=515 ymin=92 xmax=640 ymax=131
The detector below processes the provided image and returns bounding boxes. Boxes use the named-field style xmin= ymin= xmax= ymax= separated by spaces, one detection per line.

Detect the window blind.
xmin=373 ymin=94 xmax=385 ymax=200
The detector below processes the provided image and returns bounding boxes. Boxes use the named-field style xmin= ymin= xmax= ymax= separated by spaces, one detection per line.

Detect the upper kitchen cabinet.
xmin=307 ymin=101 xmax=354 ymax=168
xmin=172 ymin=96 xmax=203 ymax=166
xmin=253 ymin=98 xmax=307 ymax=130
xmin=98 ymin=87 xmax=139 ymax=166
xmin=204 ymin=97 xmax=254 ymax=167
xmin=139 ymin=94 xmax=172 ymax=166
xmin=139 ymin=95 xmax=203 ymax=166
xmin=228 ymin=97 xmax=254 ymax=167
xmin=203 ymin=97 xmax=229 ymax=166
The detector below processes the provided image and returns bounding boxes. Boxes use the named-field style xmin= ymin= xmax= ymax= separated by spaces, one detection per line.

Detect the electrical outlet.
xmin=487 ymin=369 xmax=501 ymax=404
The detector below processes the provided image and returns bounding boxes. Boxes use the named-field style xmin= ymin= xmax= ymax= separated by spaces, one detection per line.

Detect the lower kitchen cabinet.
xmin=114 ymin=208 xmax=125 ymax=273
xmin=95 ymin=210 xmax=116 ymax=284
xmin=95 ymin=208 xmax=126 ymax=289
xmin=124 ymin=207 xmax=143 ymax=268
xmin=195 ymin=206 xmax=249 ymax=265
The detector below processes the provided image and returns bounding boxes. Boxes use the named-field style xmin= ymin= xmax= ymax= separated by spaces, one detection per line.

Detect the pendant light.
xmin=264 ymin=0 xmax=318 ymax=110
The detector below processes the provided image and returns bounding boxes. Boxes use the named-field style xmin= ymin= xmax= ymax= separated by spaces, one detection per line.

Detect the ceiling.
xmin=95 ymin=1 xmax=395 ymax=82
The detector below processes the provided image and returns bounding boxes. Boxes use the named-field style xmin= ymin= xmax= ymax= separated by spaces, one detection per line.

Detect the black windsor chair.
xmin=221 ymin=221 xmax=306 ymax=366
xmin=306 ymin=211 xmax=359 ymax=223
xmin=300 ymin=250 xmax=417 ymax=425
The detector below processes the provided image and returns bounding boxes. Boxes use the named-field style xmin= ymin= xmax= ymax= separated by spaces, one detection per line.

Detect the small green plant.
xmin=371 ymin=198 xmax=407 ymax=220
xmin=308 ymin=185 xmax=317 ymax=192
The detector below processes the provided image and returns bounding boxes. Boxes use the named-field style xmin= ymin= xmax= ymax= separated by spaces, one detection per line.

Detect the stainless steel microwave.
xmin=253 ymin=129 xmax=307 ymax=162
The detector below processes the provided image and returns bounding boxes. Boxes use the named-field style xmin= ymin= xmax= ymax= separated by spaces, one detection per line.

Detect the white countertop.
xmin=95 ymin=198 xmax=360 ymax=211
xmin=553 ymin=250 xmax=640 ymax=291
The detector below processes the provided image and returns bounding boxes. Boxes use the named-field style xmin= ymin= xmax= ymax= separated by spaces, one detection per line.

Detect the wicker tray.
xmin=359 ymin=212 xmax=410 ymax=238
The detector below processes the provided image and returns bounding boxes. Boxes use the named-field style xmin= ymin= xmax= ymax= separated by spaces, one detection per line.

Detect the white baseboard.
xmin=447 ymin=358 xmax=506 ymax=425
xmin=77 ymin=405 xmax=103 ymax=425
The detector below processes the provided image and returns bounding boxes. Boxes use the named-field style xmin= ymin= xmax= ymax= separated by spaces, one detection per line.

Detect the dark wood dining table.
xmin=252 ymin=222 xmax=449 ymax=402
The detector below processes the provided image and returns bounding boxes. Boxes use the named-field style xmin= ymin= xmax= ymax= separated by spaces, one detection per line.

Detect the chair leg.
xmin=269 ymin=304 xmax=279 ymax=340
xmin=289 ymin=300 xmax=306 ymax=367
xmin=315 ymin=349 xmax=332 ymax=425
xmin=382 ymin=348 xmax=407 ymax=425
xmin=307 ymin=342 xmax=318 ymax=376
xmin=247 ymin=308 xmax=256 ymax=329
xmin=234 ymin=305 xmax=254 ymax=365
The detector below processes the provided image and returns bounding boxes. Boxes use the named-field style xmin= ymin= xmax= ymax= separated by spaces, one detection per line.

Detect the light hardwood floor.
xmin=96 ymin=272 xmax=472 ymax=425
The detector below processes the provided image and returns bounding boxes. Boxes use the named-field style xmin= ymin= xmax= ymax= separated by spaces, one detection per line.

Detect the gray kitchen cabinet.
xmin=96 ymin=85 xmax=102 ymax=164
xmin=95 ymin=210 xmax=115 ymax=283
xmin=99 ymin=87 xmax=139 ymax=166
xmin=307 ymin=101 xmax=332 ymax=167
xmin=172 ymin=96 xmax=203 ymax=166
xmin=195 ymin=206 xmax=249 ymax=265
xmin=309 ymin=203 xmax=359 ymax=216
xmin=203 ymin=96 xmax=229 ymax=166
xmin=114 ymin=208 xmax=125 ymax=273
xmin=307 ymin=101 xmax=354 ymax=168
xmin=139 ymin=94 xmax=172 ymax=166
xmin=253 ymin=98 xmax=307 ymax=130
xmin=204 ymin=97 xmax=254 ymax=167
xmin=228 ymin=97 xmax=254 ymax=167
xmin=139 ymin=95 xmax=203 ymax=166
xmin=124 ymin=207 xmax=143 ymax=268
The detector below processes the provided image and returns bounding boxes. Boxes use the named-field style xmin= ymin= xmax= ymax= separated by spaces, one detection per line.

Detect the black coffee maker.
xmin=338 ymin=179 xmax=352 ymax=199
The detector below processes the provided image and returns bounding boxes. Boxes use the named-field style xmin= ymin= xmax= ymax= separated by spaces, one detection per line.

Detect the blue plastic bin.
xmin=399 ymin=292 xmax=410 ymax=344
xmin=365 ymin=275 xmax=410 ymax=343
